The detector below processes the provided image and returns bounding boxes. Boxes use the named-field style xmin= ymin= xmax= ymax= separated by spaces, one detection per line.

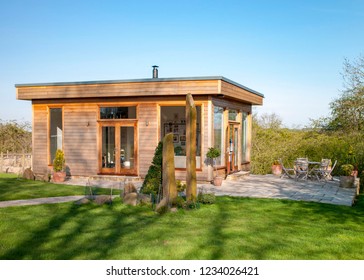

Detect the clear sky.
xmin=1 ymin=0 xmax=363 ymax=127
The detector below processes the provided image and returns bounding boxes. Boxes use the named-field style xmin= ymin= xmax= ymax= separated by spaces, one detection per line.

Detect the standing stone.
xmin=186 ymin=93 xmax=197 ymax=201
xmin=162 ymin=133 xmax=177 ymax=203
xmin=156 ymin=133 xmax=177 ymax=211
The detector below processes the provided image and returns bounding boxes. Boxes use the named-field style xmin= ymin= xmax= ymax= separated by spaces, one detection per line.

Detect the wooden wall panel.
xmin=138 ymin=103 xmax=158 ymax=178
xmin=63 ymin=107 xmax=98 ymax=176
xmin=29 ymin=96 xmax=224 ymax=181
xmin=32 ymin=105 xmax=48 ymax=174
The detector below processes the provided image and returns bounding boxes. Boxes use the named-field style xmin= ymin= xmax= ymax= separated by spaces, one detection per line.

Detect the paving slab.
xmin=200 ymin=174 xmax=358 ymax=206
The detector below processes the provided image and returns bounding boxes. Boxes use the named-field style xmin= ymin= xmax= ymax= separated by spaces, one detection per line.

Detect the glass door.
xmin=226 ymin=124 xmax=240 ymax=173
xmin=233 ymin=126 xmax=239 ymax=170
xmin=119 ymin=126 xmax=136 ymax=174
xmin=101 ymin=126 xmax=116 ymax=173
xmin=100 ymin=122 xmax=137 ymax=175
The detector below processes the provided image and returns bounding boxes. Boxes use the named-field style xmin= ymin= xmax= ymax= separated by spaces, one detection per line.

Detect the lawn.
xmin=0 ymin=174 xmax=363 ymax=260
xmin=0 ymin=173 xmax=120 ymax=201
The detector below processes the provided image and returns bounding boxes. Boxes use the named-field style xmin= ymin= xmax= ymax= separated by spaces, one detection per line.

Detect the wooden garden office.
xmin=16 ymin=74 xmax=264 ymax=182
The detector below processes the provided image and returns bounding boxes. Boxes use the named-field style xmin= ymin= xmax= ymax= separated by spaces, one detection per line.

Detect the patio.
xmin=64 ymin=174 xmax=359 ymax=207
xmin=201 ymin=174 xmax=358 ymax=206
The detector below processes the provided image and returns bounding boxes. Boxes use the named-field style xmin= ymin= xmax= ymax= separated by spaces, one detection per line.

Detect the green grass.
xmin=0 ymin=173 xmax=120 ymax=201
xmin=0 ymin=174 xmax=363 ymax=260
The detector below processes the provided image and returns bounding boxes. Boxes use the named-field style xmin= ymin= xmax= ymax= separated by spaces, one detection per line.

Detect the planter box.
xmin=339 ymin=176 xmax=355 ymax=188
xmin=53 ymin=171 xmax=66 ymax=183
xmin=213 ymin=176 xmax=223 ymax=186
xmin=271 ymin=164 xmax=282 ymax=176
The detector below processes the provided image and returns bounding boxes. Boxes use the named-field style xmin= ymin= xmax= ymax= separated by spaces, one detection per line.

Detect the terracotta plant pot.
xmin=53 ymin=171 xmax=66 ymax=183
xmin=339 ymin=176 xmax=355 ymax=188
xmin=271 ymin=164 xmax=282 ymax=176
xmin=213 ymin=176 xmax=223 ymax=186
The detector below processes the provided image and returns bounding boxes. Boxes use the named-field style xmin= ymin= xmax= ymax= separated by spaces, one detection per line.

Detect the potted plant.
xmin=339 ymin=164 xmax=355 ymax=188
xmin=271 ymin=159 xmax=282 ymax=176
xmin=52 ymin=149 xmax=66 ymax=182
xmin=206 ymin=147 xmax=223 ymax=186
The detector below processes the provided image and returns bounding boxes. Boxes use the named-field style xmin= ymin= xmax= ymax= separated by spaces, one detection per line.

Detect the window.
xmin=100 ymin=106 xmax=136 ymax=119
xmin=241 ymin=112 xmax=248 ymax=162
xmin=160 ymin=106 xmax=201 ymax=168
xmin=213 ymin=106 xmax=225 ymax=166
xmin=49 ymin=108 xmax=63 ymax=163
xmin=228 ymin=109 xmax=238 ymax=121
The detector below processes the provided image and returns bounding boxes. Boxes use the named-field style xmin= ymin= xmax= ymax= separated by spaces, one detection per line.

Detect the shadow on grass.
xmin=0 ymin=202 xmax=159 ymax=260
xmin=1 ymin=193 xmax=363 ymax=260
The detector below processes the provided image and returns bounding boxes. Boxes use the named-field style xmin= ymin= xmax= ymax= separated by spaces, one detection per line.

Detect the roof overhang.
xmin=16 ymin=76 xmax=264 ymax=105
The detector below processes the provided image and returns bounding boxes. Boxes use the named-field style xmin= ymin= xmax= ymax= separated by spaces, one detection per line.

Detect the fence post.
xmin=22 ymin=153 xmax=26 ymax=174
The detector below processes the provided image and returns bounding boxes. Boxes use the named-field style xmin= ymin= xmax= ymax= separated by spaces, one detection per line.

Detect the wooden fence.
xmin=0 ymin=152 xmax=32 ymax=174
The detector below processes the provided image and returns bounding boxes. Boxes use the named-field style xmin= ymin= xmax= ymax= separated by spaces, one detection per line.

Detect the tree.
xmin=0 ymin=120 xmax=32 ymax=153
xmin=327 ymin=55 xmax=364 ymax=132
xmin=254 ymin=112 xmax=282 ymax=130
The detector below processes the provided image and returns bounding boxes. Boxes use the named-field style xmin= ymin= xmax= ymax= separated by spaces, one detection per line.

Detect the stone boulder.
xmin=124 ymin=182 xmax=137 ymax=196
xmin=22 ymin=168 xmax=35 ymax=180
xmin=74 ymin=197 xmax=91 ymax=205
xmin=124 ymin=192 xmax=138 ymax=206
xmin=94 ymin=195 xmax=113 ymax=205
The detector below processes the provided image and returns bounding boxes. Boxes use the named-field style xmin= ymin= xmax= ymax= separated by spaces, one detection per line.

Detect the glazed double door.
xmin=100 ymin=122 xmax=137 ymax=175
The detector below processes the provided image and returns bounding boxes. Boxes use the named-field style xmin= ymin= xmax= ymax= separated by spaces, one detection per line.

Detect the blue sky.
xmin=1 ymin=0 xmax=363 ymax=127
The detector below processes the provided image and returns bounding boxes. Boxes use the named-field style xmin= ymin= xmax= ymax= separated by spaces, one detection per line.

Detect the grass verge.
xmin=0 ymin=173 xmax=120 ymax=201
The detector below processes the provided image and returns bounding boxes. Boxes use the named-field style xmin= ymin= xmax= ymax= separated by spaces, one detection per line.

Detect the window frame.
xmin=48 ymin=106 xmax=64 ymax=166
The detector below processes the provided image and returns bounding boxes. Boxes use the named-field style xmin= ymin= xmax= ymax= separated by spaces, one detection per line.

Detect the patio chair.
xmin=321 ymin=160 xmax=337 ymax=181
xmin=312 ymin=159 xmax=338 ymax=181
xmin=279 ymin=159 xmax=295 ymax=179
xmin=294 ymin=160 xmax=309 ymax=180
xmin=311 ymin=159 xmax=330 ymax=180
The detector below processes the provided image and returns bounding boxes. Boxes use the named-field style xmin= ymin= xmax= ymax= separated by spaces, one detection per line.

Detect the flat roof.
xmin=15 ymin=76 xmax=264 ymax=98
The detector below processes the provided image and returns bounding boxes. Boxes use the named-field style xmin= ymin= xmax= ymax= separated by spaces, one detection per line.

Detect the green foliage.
xmin=174 ymin=146 xmax=183 ymax=155
xmin=155 ymin=204 xmax=169 ymax=214
xmin=140 ymin=141 xmax=163 ymax=195
xmin=53 ymin=149 xmax=65 ymax=172
xmin=251 ymin=113 xmax=364 ymax=177
xmin=197 ymin=192 xmax=216 ymax=204
xmin=341 ymin=164 xmax=354 ymax=176
xmin=206 ymin=147 xmax=221 ymax=159
xmin=174 ymin=196 xmax=187 ymax=208
xmin=0 ymin=120 xmax=31 ymax=153
xmin=176 ymin=180 xmax=186 ymax=193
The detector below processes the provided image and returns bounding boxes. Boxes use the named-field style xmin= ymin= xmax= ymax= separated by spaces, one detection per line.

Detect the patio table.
xmin=308 ymin=161 xmax=321 ymax=180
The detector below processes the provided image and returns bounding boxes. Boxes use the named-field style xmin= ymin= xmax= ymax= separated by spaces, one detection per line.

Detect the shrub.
xmin=53 ymin=149 xmax=65 ymax=172
xmin=176 ymin=180 xmax=186 ymax=193
xmin=140 ymin=142 xmax=163 ymax=195
xmin=341 ymin=164 xmax=354 ymax=176
xmin=174 ymin=196 xmax=186 ymax=209
xmin=197 ymin=192 xmax=216 ymax=204
xmin=206 ymin=147 xmax=221 ymax=160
